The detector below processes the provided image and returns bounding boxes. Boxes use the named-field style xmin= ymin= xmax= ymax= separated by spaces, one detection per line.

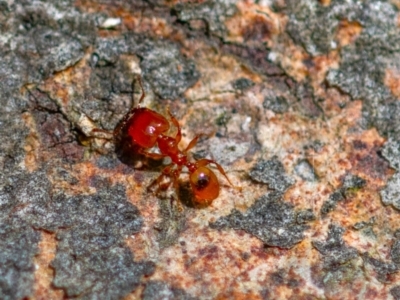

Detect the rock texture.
xmin=1 ymin=0 xmax=400 ymax=299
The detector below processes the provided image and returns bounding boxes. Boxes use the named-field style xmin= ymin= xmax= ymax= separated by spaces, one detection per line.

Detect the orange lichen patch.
xmin=308 ymin=51 xmax=340 ymax=85
xmin=76 ymin=0 xmax=175 ymax=39
xmin=150 ymin=227 xmax=324 ymax=299
xmin=40 ymin=54 xmax=92 ymax=110
xmin=319 ymin=0 xmax=331 ymax=6
xmin=278 ymin=43 xmax=310 ymax=81
xmin=341 ymin=208 xmax=400 ymax=263
xmin=124 ymin=15 xmax=175 ymax=39
xmin=151 ymin=229 xmax=265 ymax=298
xmin=225 ymin=2 xmax=283 ymax=46
xmin=124 ymin=180 xmax=161 ymax=261
xmin=186 ymin=49 xmax=262 ymax=102
xmin=22 ymin=112 xmax=40 ymax=172
xmin=285 ymin=181 xmax=330 ymax=212
xmin=257 ymin=100 xmax=372 ymax=216
xmin=316 ymin=87 xmax=352 ymax=119
xmin=47 ymin=161 xmax=98 ymax=196
xmin=384 ymin=68 xmax=400 ymax=98
xmin=335 ymin=20 xmax=362 ymax=48
xmin=258 ymin=100 xmax=362 ymax=183
xmin=331 ymin=190 xmax=382 ymax=228
xmin=33 ymin=231 xmax=63 ymax=300
xmin=215 ymin=290 xmax=263 ymax=300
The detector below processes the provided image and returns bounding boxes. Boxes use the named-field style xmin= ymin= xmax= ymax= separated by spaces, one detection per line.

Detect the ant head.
xmin=189 ymin=166 xmax=219 ymax=203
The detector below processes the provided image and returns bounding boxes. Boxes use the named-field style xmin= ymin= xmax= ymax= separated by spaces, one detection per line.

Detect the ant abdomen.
xmin=126 ymin=107 xmax=170 ymax=148
xmin=190 ymin=166 xmax=220 ymax=202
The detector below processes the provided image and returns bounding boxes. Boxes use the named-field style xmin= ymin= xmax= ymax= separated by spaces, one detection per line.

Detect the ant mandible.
xmin=114 ymin=76 xmax=234 ymax=204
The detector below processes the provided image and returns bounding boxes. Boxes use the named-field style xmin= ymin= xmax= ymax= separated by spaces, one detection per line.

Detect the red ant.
xmin=114 ymin=76 xmax=234 ymax=204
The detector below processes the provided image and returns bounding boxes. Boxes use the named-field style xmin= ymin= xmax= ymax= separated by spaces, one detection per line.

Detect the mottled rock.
xmin=296 ymin=209 xmax=316 ymax=224
xmin=263 ymin=93 xmax=289 ymax=114
xmin=382 ymin=138 xmax=400 ymax=170
xmin=143 ymin=281 xmax=197 ymax=300
xmin=249 ymin=157 xmax=295 ymax=192
xmin=211 ymin=191 xmax=310 ymax=248
xmin=231 ymin=77 xmax=255 ymax=91
xmin=313 ymin=225 xmax=358 ymax=269
xmin=294 ymin=160 xmax=318 ymax=182
xmin=380 ymin=172 xmax=400 ymax=210
xmin=49 ymin=182 xmax=154 ymax=299
xmin=0 ymin=217 xmax=40 ymax=300
xmin=363 ymin=254 xmax=398 ymax=283
xmin=391 ymin=286 xmax=400 ymax=300
xmin=321 ymin=174 xmax=366 ymax=215
xmin=174 ymin=0 xmax=237 ymax=37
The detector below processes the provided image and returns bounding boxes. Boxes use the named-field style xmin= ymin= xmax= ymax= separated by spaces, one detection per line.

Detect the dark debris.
xmin=294 ymin=81 xmax=323 ymax=118
xmin=353 ymin=217 xmax=375 ymax=231
xmin=249 ymin=157 xmax=295 ymax=192
xmin=211 ymin=191 xmax=310 ymax=248
xmin=321 ymin=174 xmax=366 ymax=216
xmin=296 ymin=209 xmax=316 ymax=225
xmin=222 ymin=43 xmax=285 ymax=79
xmin=231 ymin=77 xmax=255 ymax=91
xmin=362 ymin=253 xmax=398 ymax=283
xmin=313 ymin=225 xmax=358 ymax=269
xmin=263 ymin=93 xmax=289 ymax=114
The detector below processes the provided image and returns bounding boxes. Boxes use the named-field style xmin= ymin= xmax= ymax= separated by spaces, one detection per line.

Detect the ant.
xmin=113 ymin=76 xmax=235 ymax=205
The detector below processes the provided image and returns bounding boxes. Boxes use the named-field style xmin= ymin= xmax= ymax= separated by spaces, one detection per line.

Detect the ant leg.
xmin=171 ymin=166 xmax=183 ymax=211
xmin=148 ymin=164 xmax=183 ymax=210
xmin=135 ymin=76 xmax=146 ymax=105
xmin=166 ymin=108 xmax=182 ymax=143
xmin=114 ymin=76 xmax=146 ymax=137
xmin=195 ymin=158 xmax=236 ymax=187
xmin=138 ymin=148 xmax=165 ymax=160
xmin=147 ymin=164 xmax=173 ymax=194
xmin=166 ymin=108 xmax=214 ymax=153
xmin=89 ymin=128 xmax=114 ymax=140
xmin=184 ymin=135 xmax=203 ymax=153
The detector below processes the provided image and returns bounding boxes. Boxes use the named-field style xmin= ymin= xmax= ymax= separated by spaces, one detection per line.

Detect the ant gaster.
xmin=114 ymin=77 xmax=234 ymax=204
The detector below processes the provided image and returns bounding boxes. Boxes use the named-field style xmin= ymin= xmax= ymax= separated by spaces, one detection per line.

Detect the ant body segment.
xmin=114 ymin=77 xmax=234 ymax=204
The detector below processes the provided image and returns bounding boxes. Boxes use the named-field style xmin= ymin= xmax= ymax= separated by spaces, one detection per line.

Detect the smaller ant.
xmin=114 ymin=76 xmax=234 ymax=204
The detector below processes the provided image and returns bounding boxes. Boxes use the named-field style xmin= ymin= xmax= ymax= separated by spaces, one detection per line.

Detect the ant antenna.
xmin=132 ymin=75 xmax=146 ymax=107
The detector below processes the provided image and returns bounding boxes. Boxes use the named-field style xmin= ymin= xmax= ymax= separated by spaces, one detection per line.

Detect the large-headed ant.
xmin=114 ymin=76 xmax=234 ymax=204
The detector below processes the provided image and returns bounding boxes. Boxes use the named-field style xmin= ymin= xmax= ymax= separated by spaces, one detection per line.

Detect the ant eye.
xmin=190 ymin=166 xmax=219 ymax=202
